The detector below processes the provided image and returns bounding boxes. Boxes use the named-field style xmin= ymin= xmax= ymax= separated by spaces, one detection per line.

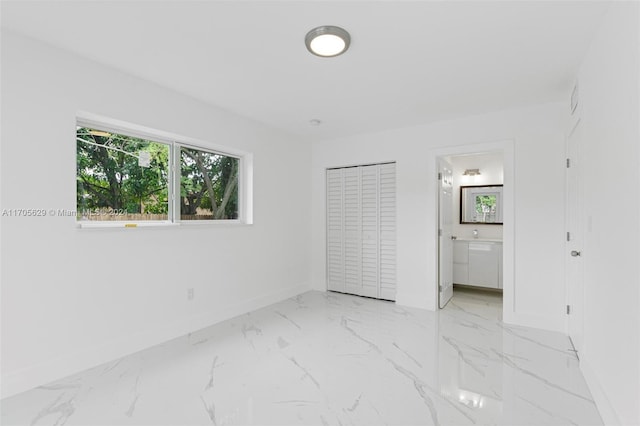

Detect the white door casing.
xmin=567 ymin=119 xmax=585 ymax=356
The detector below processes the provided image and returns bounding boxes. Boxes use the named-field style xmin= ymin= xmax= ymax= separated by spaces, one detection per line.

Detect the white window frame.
xmin=76 ymin=112 xmax=253 ymax=229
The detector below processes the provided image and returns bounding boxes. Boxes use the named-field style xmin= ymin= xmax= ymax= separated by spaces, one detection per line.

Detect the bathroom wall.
xmin=450 ymin=152 xmax=504 ymax=240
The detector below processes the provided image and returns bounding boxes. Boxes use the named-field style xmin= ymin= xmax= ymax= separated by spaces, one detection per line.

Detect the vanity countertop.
xmin=453 ymin=238 xmax=503 ymax=243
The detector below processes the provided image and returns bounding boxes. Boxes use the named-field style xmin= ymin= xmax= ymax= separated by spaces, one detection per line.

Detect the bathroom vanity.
xmin=453 ymin=239 xmax=502 ymax=289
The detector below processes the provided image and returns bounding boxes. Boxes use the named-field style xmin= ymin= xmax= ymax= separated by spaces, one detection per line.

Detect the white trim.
xmin=580 ymin=357 xmax=619 ymax=425
xmin=502 ymin=310 xmax=565 ymax=333
xmin=241 ymin=152 xmax=254 ymax=225
xmin=76 ymin=221 xmax=249 ymax=229
xmin=563 ymin=117 xmax=582 ymax=336
xmin=178 ymin=220 xmax=246 ymax=227
xmin=77 ymin=221 xmax=176 ymax=229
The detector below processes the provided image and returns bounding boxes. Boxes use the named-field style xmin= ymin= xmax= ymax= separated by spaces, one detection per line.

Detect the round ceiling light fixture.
xmin=305 ymin=26 xmax=350 ymax=57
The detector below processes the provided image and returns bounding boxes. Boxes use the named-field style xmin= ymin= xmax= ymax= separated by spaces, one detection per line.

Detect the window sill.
xmin=76 ymin=221 xmax=178 ymax=229
xmin=178 ymin=219 xmax=249 ymax=227
xmin=76 ymin=220 xmax=252 ymax=229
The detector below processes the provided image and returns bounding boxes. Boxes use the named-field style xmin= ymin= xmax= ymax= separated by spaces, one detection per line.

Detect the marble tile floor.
xmin=1 ymin=288 xmax=602 ymax=426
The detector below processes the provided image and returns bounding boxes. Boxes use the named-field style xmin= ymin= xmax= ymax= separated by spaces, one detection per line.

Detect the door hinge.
xmin=566 ymin=158 xmax=571 ymax=168
xmin=566 ymin=305 xmax=571 ymax=315
xmin=566 ymin=231 xmax=571 ymax=242
xmin=438 ymin=228 xmax=443 ymax=237
xmin=438 ymin=172 xmax=442 ymax=180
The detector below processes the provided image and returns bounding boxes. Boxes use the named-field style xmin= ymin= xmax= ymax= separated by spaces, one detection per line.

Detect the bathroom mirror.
xmin=460 ymin=185 xmax=503 ymax=224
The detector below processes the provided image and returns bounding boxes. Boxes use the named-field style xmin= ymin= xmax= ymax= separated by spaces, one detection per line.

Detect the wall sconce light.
xmin=463 ymin=169 xmax=481 ymax=176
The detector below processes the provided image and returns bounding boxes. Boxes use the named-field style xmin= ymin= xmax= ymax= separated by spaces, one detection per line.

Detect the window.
xmin=460 ymin=185 xmax=503 ymax=224
xmin=77 ymin=127 xmax=170 ymax=222
xmin=474 ymin=194 xmax=497 ymax=219
xmin=76 ymin=121 xmax=242 ymax=225
xmin=180 ymin=146 xmax=239 ymax=220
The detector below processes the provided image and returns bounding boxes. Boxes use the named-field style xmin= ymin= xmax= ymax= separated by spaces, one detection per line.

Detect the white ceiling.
xmin=1 ymin=0 xmax=610 ymax=141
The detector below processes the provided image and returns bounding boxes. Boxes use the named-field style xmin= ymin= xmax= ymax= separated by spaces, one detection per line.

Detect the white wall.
xmin=311 ymin=102 xmax=567 ymax=333
xmin=572 ymin=3 xmax=640 ymax=425
xmin=450 ymin=152 xmax=504 ymax=240
xmin=0 ymin=32 xmax=311 ymax=398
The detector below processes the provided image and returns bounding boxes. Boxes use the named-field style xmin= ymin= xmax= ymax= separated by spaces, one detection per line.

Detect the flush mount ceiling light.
xmin=463 ymin=169 xmax=481 ymax=176
xmin=305 ymin=26 xmax=350 ymax=57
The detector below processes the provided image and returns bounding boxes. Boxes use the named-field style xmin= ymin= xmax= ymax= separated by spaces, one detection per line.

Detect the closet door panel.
xmin=379 ymin=163 xmax=397 ymax=301
xmin=360 ymin=165 xmax=379 ymax=298
xmin=343 ymin=168 xmax=362 ymax=295
xmin=326 ymin=169 xmax=344 ymax=292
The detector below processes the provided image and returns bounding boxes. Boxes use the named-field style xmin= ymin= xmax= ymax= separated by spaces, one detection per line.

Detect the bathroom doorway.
xmin=435 ymin=147 xmax=510 ymax=310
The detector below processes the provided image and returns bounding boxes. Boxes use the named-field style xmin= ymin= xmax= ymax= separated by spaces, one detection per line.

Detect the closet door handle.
xmin=570 ymin=250 xmax=581 ymax=257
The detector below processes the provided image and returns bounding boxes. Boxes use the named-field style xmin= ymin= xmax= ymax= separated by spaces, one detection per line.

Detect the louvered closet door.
xmin=379 ymin=163 xmax=397 ymax=300
xmin=326 ymin=169 xmax=344 ymax=292
xmin=360 ymin=165 xmax=379 ymax=298
xmin=326 ymin=163 xmax=396 ymax=301
xmin=343 ymin=168 xmax=362 ymax=296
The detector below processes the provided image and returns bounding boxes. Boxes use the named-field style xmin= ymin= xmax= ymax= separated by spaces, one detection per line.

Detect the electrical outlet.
xmin=187 ymin=288 xmax=194 ymax=301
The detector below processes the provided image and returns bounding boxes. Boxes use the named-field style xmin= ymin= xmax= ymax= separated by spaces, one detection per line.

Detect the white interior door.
xmin=567 ymin=119 xmax=584 ymax=356
xmin=438 ymin=159 xmax=454 ymax=308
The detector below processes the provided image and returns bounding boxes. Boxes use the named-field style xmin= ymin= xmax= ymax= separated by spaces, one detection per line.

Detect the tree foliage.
xmin=180 ymin=147 xmax=238 ymax=219
xmin=474 ymin=194 xmax=497 ymax=214
xmin=76 ymin=127 xmax=169 ymax=216
xmin=76 ymin=127 xmax=239 ymax=220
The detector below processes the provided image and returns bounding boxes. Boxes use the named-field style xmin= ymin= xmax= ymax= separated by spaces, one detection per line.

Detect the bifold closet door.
xmin=325 ymin=163 xmax=396 ymax=301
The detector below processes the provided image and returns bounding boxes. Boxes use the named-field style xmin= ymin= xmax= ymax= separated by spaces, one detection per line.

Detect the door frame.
xmin=430 ymin=140 xmax=515 ymax=320
xmin=565 ymin=117 xmax=584 ymax=355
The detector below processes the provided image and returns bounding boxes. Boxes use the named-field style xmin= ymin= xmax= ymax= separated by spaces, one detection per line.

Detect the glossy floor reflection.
xmin=1 ymin=289 xmax=602 ymax=425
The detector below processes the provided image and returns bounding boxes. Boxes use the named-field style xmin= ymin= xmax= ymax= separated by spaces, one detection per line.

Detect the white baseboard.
xmin=503 ymin=310 xmax=565 ymax=333
xmin=395 ymin=288 xmax=436 ymax=310
xmin=1 ymin=284 xmax=309 ymax=400
xmin=579 ymin=357 xmax=621 ymax=426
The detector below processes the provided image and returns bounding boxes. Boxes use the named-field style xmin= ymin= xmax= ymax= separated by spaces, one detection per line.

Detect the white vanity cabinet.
xmin=453 ymin=240 xmax=502 ymax=289
xmin=453 ymin=241 xmax=469 ymax=285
